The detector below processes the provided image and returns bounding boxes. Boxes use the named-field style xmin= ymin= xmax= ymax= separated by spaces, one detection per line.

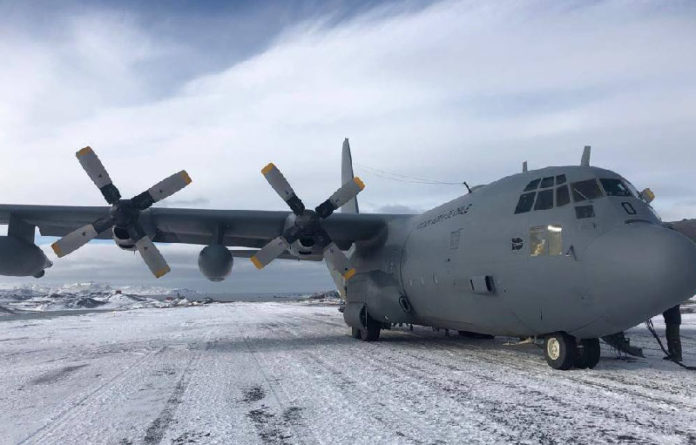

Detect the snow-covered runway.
xmin=1 ymin=302 xmax=695 ymax=445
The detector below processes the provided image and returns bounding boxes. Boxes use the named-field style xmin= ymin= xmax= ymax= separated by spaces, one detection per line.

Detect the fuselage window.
xmin=571 ymin=179 xmax=603 ymax=202
xmin=556 ymin=185 xmax=570 ymax=207
xmin=524 ymin=178 xmax=541 ymax=191
xmin=575 ymin=205 xmax=595 ymax=219
xmin=515 ymin=192 xmax=536 ymax=214
xmin=555 ymin=174 xmax=567 ymax=185
xmin=534 ymin=189 xmax=554 ymax=210
xmin=540 ymin=176 xmax=554 ymax=188
xmin=529 ymin=225 xmax=563 ymax=256
xmin=600 ymin=178 xmax=633 ymax=197
xmin=530 ymin=226 xmax=547 ymax=256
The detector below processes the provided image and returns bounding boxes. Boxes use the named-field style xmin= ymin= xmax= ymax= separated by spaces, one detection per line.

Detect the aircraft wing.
xmin=666 ymin=219 xmax=696 ymax=244
xmin=0 ymin=204 xmax=403 ymax=252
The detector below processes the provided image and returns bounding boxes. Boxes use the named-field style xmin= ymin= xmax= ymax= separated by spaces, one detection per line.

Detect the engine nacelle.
xmin=198 ymin=244 xmax=233 ymax=282
xmin=112 ymin=227 xmax=137 ymax=251
xmin=0 ymin=236 xmax=52 ymax=278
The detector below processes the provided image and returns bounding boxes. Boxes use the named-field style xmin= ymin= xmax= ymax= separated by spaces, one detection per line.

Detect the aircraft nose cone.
xmin=584 ymin=223 xmax=696 ymax=332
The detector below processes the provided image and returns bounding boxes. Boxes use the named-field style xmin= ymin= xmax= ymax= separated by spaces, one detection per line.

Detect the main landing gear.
xmin=544 ymin=333 xmax=600 ymax=370
xmin=351 ymin=314 xmax=382 ymax=342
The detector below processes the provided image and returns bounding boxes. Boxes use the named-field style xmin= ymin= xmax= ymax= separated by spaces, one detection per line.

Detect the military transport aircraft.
xmin=1 ymin=142 xmax=696 ymax=370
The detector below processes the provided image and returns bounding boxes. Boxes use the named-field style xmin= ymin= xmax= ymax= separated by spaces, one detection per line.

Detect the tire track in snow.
xmin=18 ymin=345 xmax=167 ymax=445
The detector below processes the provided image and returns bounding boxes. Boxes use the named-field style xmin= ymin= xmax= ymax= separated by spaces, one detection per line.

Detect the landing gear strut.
xmin=544 ymin=333 xmax=600 ymax=370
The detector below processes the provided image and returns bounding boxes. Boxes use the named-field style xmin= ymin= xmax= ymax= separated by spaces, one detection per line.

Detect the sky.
xmin=1 ymin=0 xmax=695 ymax=292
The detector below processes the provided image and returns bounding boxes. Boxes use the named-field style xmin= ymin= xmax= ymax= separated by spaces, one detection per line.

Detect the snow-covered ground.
xmin=1 ymin=302 xmax=695 ymax=445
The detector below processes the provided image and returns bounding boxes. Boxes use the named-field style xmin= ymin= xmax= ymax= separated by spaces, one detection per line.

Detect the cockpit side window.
xmin=571 ymin=179 xmax=603 ymax=202
xmin=524 ymin=178 xmax=541 ymax=191
xmin=515 ymin=192 xmax=536 ymax=214
xmin=555 ymin=174 xmax=567 ymax=185
xmin=540 ymin=176 xmax=554 ymax=188
xmin=534 ymin=189 xmax=554 ymax=210
xmin=600 ymin=178 xmax=633 ymax=197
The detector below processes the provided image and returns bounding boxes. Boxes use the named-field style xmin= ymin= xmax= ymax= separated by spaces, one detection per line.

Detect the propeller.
xmin=51 ymin=146 xmax=192 ymax=278
xmin=251 ymin=163 xmax=364 ymax=281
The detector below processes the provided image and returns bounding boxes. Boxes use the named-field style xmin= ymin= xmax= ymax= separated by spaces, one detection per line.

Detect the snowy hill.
xmin=0 ymin=283 xmax=203 ymax=314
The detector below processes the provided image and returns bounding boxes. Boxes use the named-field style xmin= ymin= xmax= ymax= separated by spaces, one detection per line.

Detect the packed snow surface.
xmin=1 ymin=302 xmax=695 ymax=444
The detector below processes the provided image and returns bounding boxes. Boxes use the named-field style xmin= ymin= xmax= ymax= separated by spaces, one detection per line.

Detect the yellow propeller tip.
xmin=353 ymin=177 xmax=365 ymax=190
xmin=154 ymin=266 xmax=171 ymax=278
xmin=76 ymin=146 xmax=93 ymax=157
xmin=250 ymin=256 xmax=264 ymax=270
xmin=261 ymin=163 xmax=275 ymax=175
xmin=180 ymin=170 xmax=193 ymax=185
xmin=51 ymin=243 xmax=64 ymax=257
xmin=343 ymin=268 xmax=357 ymax=281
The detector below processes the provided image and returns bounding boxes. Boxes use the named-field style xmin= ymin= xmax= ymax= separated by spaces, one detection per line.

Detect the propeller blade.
xmin=134 ymin=236 xmax=171 ymax=278
xmin=51 ymin=216 xmax=114 ymax=258
xmin=315 ymin=177 xmax=365 ymax=219
xmin=76 ymin=146 xmax=121 ymax=204
xmin=133 ymin=170 xmax=192 ymax=210
xmin=261 ymin=163 xmax=305 ymax=215
xmin=322 ymin=242 xmax=356 ymax=281
xmin=250 ymin=236 xmax=290 ymax=270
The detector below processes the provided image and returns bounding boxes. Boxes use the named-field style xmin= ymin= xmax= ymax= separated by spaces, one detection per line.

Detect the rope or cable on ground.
xmin=645 ymin=319 xmax=696 ymax=370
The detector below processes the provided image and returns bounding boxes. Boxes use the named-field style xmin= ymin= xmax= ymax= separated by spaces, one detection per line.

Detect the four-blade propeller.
xmin=251 ymin=163 xmax=364 ymax=281
xmin=51 ymin=146 xmax=192 ymax=278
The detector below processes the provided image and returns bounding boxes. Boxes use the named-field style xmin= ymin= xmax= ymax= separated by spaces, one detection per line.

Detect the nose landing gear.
xmin=544 ymin=333 xmax=600 ymax=370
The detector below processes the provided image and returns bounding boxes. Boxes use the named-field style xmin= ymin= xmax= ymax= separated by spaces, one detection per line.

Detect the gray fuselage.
xmin=348 ymin=165 xmax=696 ymax=339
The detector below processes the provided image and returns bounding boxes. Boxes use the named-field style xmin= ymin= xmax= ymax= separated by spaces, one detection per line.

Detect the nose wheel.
xmin=544 ymin=333 xmax=577 ymax=370
xmin=544 ymin=333 xmax=601 ymax=370
xmin=575 ymin=338 xmax=601 ymax=369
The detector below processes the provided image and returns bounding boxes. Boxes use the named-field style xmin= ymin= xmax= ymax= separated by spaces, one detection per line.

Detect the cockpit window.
xmin=515 ymin=192 xmax=536 ymax=214
xmin=556 ymin=185 xmax=570 ymax=207
xmin=600 ymin=178 xmax=633 ymax=197
xmin=524 ymin=179 xmax=541 ymax=191
xmin=571 ymin=179 xmax=603 ymax=202
xmin=534 ymin=189 xmax=554 ymax=210
xmin=555 ymin=174 xmax=567 ymax=185
xmin=540 ymin=176 xmax=554 ymax=188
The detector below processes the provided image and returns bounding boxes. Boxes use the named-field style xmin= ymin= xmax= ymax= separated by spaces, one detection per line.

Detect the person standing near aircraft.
xmin=663 ymin=305 xmax=682 ymax=362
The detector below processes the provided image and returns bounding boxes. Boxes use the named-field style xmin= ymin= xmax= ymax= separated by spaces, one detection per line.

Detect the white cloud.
xmin=1 ymin=0 xmax=695 ymax=289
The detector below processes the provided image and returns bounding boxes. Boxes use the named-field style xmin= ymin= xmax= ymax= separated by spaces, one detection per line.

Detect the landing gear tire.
xmin=359 ymin=321 xmax=381 ymax=341
xmin=544 ymin=332 xmax=577 ymax=370
xmin=352 ymin=314 xmax=381 ymax=342
xmin=575 ymin=338 xmax=601 ymax=369
xmin=351 ymin=327 xmax=361 ymax=339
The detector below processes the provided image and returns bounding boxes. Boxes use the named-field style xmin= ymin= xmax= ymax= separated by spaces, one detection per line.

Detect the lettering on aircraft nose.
xmin=416 ymin=204 xmax=472 ymax=230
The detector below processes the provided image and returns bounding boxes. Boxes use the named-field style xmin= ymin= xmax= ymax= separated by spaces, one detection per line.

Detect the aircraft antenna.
xmin=354 ymin=163 xmax=464 ymax=185
xmin=581 ymin=145 xmax=591 ymax=166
